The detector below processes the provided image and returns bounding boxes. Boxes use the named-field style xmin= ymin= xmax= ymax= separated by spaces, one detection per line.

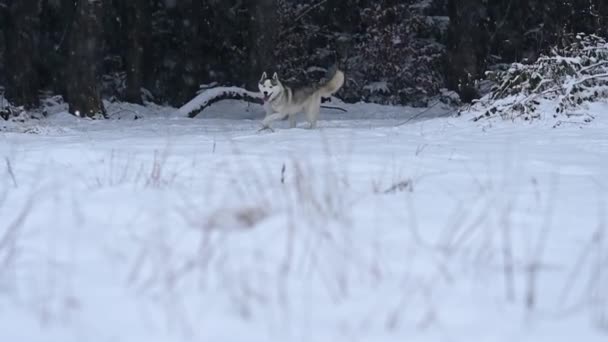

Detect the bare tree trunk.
xmin=65 ymin=0 xmax=106 ymax=118
xmin=247 ymin=0 xmax=277 ymax=90
xmin=124 ymin=0 xmax=150 ymax=104
xmin=3 ymin=0 xmax=40 ymax=109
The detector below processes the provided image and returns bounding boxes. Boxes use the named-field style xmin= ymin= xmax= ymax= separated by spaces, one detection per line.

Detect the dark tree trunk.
xmin=446 ymin=0 xmax=489 ymax=102
xmin=247 ymin=0 xmax=277 ymax=90
xmin=38 ymin=0 xmax=69 ymax=95
xmin=172 ymin=0 xmax=205 ymax=105
xmin=3 ymin=0 xmax=40 ymax=108
xmin=65 ymin=0 xmax=106 ymax=118
xmin=124 ymin=0 xmax=150 ymax=104
xmin=598 ymin=1 xmax=608 ymax=36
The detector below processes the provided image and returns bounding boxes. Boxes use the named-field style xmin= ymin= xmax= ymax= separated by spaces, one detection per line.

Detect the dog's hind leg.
xmin=306 ymin=105 xmax=320 ymax=129
xmin=288 ymin=114 xmax=297 ymax=128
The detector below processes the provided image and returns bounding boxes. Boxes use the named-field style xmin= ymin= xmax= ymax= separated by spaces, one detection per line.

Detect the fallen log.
xmin=178 ymin=86 xmax=347 ymax=118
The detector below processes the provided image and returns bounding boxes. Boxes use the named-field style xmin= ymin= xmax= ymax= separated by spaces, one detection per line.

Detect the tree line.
xmin=0 ymin=0 xmax=607 ymax=118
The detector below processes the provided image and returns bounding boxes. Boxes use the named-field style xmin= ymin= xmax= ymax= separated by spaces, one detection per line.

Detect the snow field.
xmin=0 ymin=100 xmax=607 ymax=341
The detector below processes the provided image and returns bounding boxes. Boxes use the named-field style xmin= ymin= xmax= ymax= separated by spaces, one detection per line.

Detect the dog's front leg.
xmin=261 ymin=112 xmax=288 ymax=130
xmin=263 ymin=101 xmax=273 ymax=118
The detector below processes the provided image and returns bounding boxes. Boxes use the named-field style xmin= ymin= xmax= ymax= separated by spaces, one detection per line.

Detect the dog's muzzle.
xmin=263 ymin=92 xmax=272 ymax=102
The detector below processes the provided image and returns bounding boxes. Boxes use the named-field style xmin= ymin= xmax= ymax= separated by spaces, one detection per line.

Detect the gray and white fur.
xmin=258 ymin=68 xmax=345 ymax=129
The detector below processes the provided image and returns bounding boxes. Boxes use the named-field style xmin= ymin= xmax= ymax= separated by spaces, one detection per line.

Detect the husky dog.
xmin=258 ymin=68 xmax=345 ymax=130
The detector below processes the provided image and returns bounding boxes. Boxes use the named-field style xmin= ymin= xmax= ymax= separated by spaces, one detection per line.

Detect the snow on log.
xmin=178 ymin=87 xmax=263 ymax=118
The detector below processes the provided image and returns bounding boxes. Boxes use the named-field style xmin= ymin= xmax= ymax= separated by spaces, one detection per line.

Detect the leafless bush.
xmin=92 ymin=148 xmax=180 ymax=189
xmin=558 ymin=195 xmax=608 ymax=332
xmin=122 ymin=146 xmax=608 ymax=338
xmin=125 ymin=147 xmax=366 ymax=332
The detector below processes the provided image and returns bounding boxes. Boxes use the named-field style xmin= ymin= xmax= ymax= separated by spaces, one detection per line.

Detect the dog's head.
xmin=258 ymin=72 xmax=282 ymax=102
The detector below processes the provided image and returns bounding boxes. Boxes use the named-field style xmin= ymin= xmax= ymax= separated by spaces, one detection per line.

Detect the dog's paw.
xmin=257 ymin=125 xmax=275 ymax=133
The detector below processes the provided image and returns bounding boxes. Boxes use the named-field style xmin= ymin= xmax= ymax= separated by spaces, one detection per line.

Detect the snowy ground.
xmin=0 ymin=100 xmax=607 ymax=342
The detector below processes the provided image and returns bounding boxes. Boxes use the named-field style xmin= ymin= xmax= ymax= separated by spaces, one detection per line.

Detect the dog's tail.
xmin=318 ymin=68 xmax=345 ymax=97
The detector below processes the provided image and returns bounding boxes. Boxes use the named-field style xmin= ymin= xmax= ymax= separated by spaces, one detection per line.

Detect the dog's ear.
xmin=272 ymin=72 xmax=279 ymax=81
xmin=259 ymin=72 xmax=267 ymax=83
